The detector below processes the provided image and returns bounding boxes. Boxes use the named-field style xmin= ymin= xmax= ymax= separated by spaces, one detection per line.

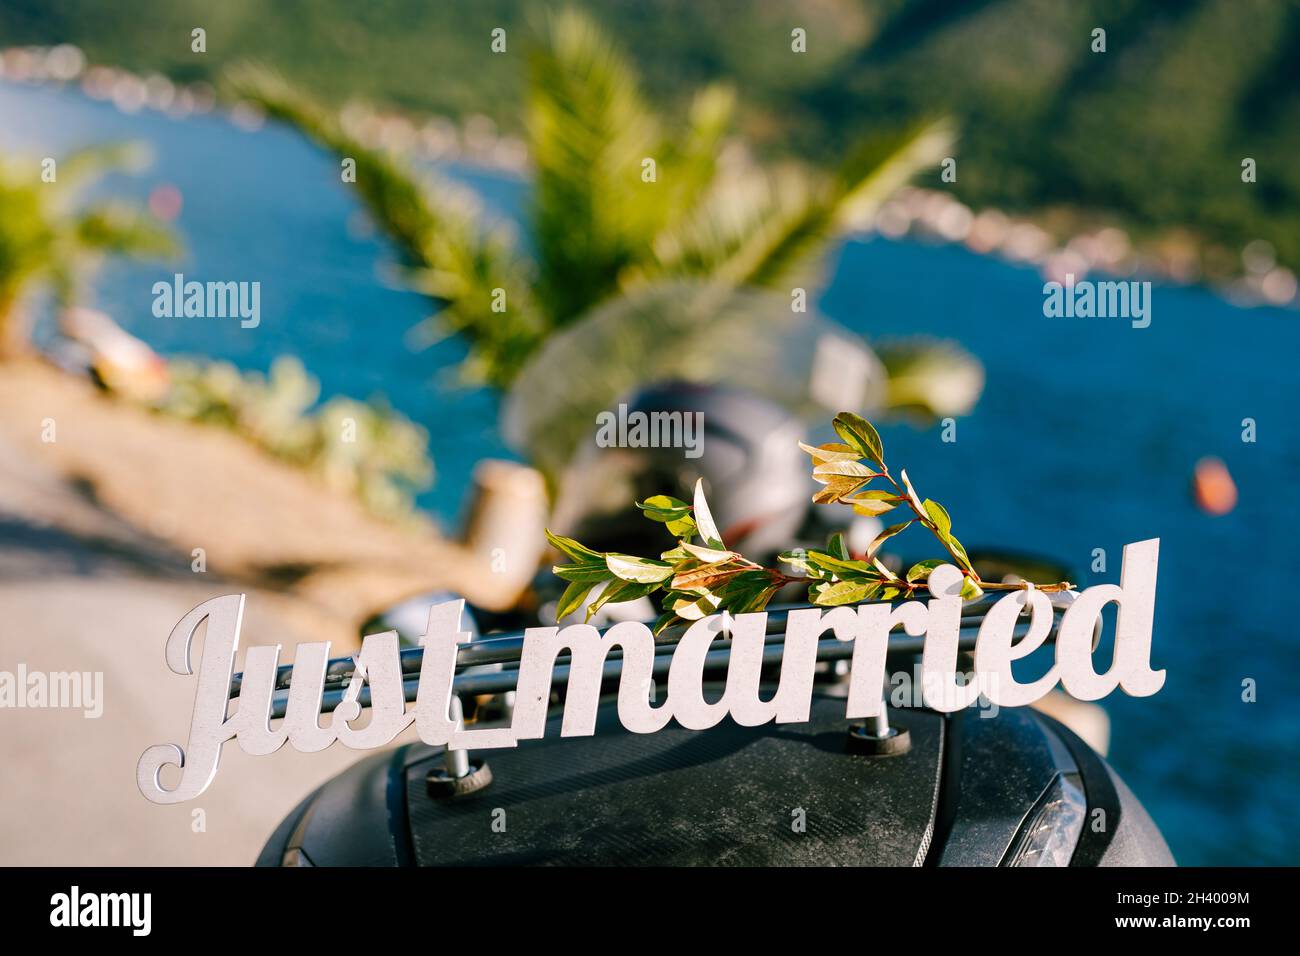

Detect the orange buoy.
xmin=1193 ymin=456 xmax=1237 ymax=515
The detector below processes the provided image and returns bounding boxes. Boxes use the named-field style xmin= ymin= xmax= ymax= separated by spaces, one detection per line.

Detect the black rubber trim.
xmin=1033 ymin=712 xmax=1120 ymax=867
xmin=254 ymin=785 xmax=320 ymax=866
xmin=922 ymin=712 xmax=963 ymax=866
xmin=386 ymin=745 xmax=417 ymax=868
xmin=998 ymin=771 xmax=1066 ymax=866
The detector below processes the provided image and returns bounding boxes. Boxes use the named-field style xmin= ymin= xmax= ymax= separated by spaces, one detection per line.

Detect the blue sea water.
xmin=3 ymin=81 xmax=1296 ymax=865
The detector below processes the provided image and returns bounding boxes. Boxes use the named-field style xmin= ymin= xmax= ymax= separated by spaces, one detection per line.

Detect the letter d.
xmin=1057 ymin=539 xmax=1163 ymax=700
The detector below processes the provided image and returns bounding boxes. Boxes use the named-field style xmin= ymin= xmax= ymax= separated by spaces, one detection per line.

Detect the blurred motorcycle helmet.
xmin=549 ymin=382 xmax=814 ymax=559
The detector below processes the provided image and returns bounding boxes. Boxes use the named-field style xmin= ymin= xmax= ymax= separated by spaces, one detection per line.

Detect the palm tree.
xmin=0 ymin=143 xmax=178 ymax=359
xmin=232 ymin=10 xmax=951 ymax=371
xmin=231 ymin=8 xmax=974 ymax=474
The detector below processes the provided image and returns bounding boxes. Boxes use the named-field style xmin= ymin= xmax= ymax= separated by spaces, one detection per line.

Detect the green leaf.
xmin=922 ymin=499 xmax=952 ymax=538
xmin=812 ymin=460 xmax=877 ymax=481
xmin=553 ymin=561 xmax=614 ymax=583
xmin=852 ymin=490 xmax=898 ymax=501
xmin=671 ymin=589 xmax=722 ymax=620
xmin=729 ymin=586 xmax=779 ymax=615
xmin=905 ymin=559 xmax=946 ymax=583
xmin=959 ymin=577 xmax=984 ymax=601
xmin=797 ymin=441 xmax=861 ymax=464
xmin=713 ymin=570 xmax=782 ymax=614
xmin=652 ymin=609 xmax=681 ymax=636
xmin=679 ymin=540 xmax=737 ymax=563
xmin=898 ymin=469 xmax=926 ymax=513
xmin=586 ymin=579 xmax=659 ymax=621
xmin=812 ymin=579 xmax=880 ymax=606
xmin=637 ymin=494 xmax=690 ymax=515
xmin=832 ymin=412 xmax=885 ymax=468
xmin=812 ymin=476 xmax=867 ymax=504
xmin=692 ymin=478 xmax=725 ymax=549
xmin=846 ymin=492 xmax=899 ymax=517
xmin=545 ymin=529 xmax=604 ymax=563
xmin=637 ymin=505 xmax=689 ymax=522
xmin=778 ymin=549 xmax=825 ymax=578
xmin=866 ymin=520 xmax=913 ymax=558
xmin=606 ymin=553 xmax=675 ymax=584
xmin=666 ymin=515 xmax=697 ymax=537
xmin=946 ymin=534 xmax=974 ymax=572
xmin=805 ymin=550 xmax=879 ymax=580
xmin=872 ymin=556 xmax=900 ymax=581
xmin=557 ymin=579 xmax=598 ymax=620
xmin=636 ymin=495 xmax=696 ymax=537
xmin=828 ymin=532 xmax=850 ymax=561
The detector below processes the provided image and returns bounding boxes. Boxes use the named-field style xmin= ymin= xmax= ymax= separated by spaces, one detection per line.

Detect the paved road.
xmin=0 ymin=435 xmax=373 ymax=865
xmin=0 ymin=362 xmax=519 ymax=865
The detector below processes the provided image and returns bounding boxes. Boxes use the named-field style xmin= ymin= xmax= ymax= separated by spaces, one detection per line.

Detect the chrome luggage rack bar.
xmin=232 ymin=599 xmax=1065 ymax=721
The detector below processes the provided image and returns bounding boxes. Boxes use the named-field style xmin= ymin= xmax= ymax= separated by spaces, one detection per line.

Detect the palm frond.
xmin=502 ymin=280 xmax=886 ymax=476
xmin=632 ymin=161 xmax=826 ymax=289
xmin=643 ymin=119 xmax=954 ymax=293
xmin=657 ymin=83 xmax=736 ymax=230
xmin=228 ymin=65 xmax=542 ymax=386
xmin=0 ymin=148 xmax=178 ymax=352
xmin=832 ymin=119 xmax=955 ymax=230
xmin=53 ymin=142 xmax=152 ymax=200
xmin=74 ymin=203 xmax=179 ymax=257
xmin=225 ymin=27 xmax=955 ymax=404
xmin=527 ymin=8 xmax=667 ymax=326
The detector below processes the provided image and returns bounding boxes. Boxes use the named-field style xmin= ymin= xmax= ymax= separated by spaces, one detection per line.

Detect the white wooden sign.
xmin=138 ymin=539 xmax=1163 ymax=803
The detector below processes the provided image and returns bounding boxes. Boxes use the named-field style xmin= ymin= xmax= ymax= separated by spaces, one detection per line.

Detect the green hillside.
xmin=3 ymin=0 xmax=1296 ymax=270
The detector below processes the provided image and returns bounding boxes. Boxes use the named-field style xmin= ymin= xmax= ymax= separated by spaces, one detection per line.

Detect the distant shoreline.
xmin=5 ymin=45 xmax=1293 ymax=313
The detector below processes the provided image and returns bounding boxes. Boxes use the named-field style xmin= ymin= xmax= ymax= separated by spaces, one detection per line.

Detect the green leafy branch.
xmin=546 ymin=411 xmax=1073 ymax=632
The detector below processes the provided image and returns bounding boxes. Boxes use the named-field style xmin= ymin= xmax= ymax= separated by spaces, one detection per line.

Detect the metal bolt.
xmin=865 ymin=712 xmax=891 ymax=738
xmin=445 ymin=695 xmax=471 ymax=778
xmin=846 ymin=694 xmax=911 ymax=757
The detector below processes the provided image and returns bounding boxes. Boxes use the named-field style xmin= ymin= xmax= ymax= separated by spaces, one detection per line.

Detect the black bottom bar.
xmin=4 ymin=865 xmax=1280 ymax=939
